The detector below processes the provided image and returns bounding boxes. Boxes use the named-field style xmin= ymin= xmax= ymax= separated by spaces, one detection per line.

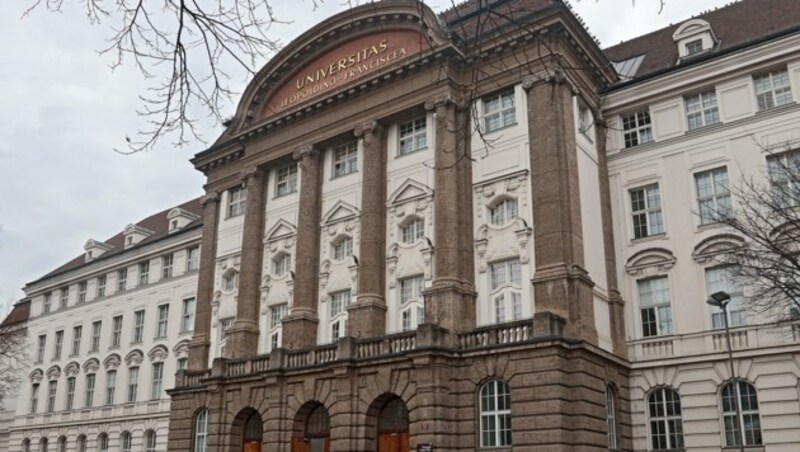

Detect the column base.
xmin=282 ymin=309 xmax=319 ymax=349
xmin=532 ymin=264 xmax=598 ymax=345
xmin=187 ymin=335 xmax=210 ymax=370
xmin=423 ymin=280 xmax=476 ymax=332
xmin=347 ymin=295 xmax=387 ymax=338
xmin=225 ymin=320 xmax=260 ymax=359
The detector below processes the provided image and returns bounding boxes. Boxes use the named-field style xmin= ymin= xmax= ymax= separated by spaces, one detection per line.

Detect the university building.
xmin=4 ymin=0 xmax=800 ymax=450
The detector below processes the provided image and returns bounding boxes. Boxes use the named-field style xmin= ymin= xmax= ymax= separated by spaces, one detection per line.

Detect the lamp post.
xmin=706 ymin=290 xmax=744 ymax=452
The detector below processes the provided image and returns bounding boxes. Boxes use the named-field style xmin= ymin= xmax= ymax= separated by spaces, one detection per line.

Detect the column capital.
xmin=522 ymin=69 xmax=577 ymax=93
xmin=292 ymin=144 xmax=318 ymax=161
xmin=353 ymin=120 xmax=384 ymax=138
xmin=201 ymin=191 xmax=220 ymax=207
xmin=239 ymin=166 xmax=264 ymax=186
xmin=424 ymin=93 xmax=465 ymax=112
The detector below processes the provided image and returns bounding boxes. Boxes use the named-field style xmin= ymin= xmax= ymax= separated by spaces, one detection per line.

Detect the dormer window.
xmin=673 ymin=19 xmax=716 ymax=60
xmin=166 ymin=207 xmax=200 ymax=233
xmin=123 ymin=224 xmax=155 ymax=248
xmin=84 ymin=239 xmax=113 ymax=262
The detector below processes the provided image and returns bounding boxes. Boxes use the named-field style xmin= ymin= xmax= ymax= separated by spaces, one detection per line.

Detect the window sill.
xmin=330 ymin=170 xmax=359 ymax=181
xmin=697 ymin=220 xmax=729 ymax=232
xmin=483 ymin=121 xmax=518 ymax=135
xmin=396 ymin=146 xmax=427 ymax=158
xmin=273 ymin=190 xmax=298 ymax=199
xmin=630 ymin=232 xmax=667 ymax=244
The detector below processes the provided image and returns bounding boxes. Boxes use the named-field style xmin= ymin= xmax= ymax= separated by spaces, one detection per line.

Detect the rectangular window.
xmin=333 ymin=141 xmax=358 ymax=178
xmin=177 ymin=358 xmax=188 ymax=371
xmin=84 ymin=374 xmax=95 ymax=407
xmin=754 ymin=68 xmax=793 ymax=111
xmin=483 ymin=90 xmax=516 ymax=132
xmin=273 ymin=253 xmax=291 ymax=276
xmin=332 ymin=237 xmax=353 ymax=261
xmin=78 ymin=282 xmax=87 ymax=303
xmin=139 ymin=261 xmax=150 ymax=285
xmin=162 ymin=254 xmax=174 ymax=279
xmin=133 ymin=310 xmax=145 ymax=343
xmin=186 ymin=246 xmax=200 ymax=272
xmin=270 ymin=304 xmax=288 ymax=329
xmin=630 ymin=184 xmax=664 ymax=239
xmin=105 ymin=370 xmax=116 ymax=405
xmin=270 ymin=333 xmax=280 ymax=350
xmin=65 ymin=377 xmax=76 ymax=410
xmin=47 ymin=380 xmax=57 ymax=412
xmin=111 ymin=315 xmax=123 ymax=348
xmin=706 ymin=266 xmax=746 ymax=329
xmin=495 ymin=294 xmax=506 ymax=323
xmin=156 ymin=305 xmax=169 ymax=338
xmin=96 ymin=275 xmax=106 ymax=297
xmin=685 ymin=90 xmax=720 ymax=130
xmin=275 ymin=164 xmax=298 ymax=197
xmin=622 ymin=109 xmax=653 ymax=148
xmin=43 ymin=292 xmax=52 ymax=314
xmin=767 ymin=149 xmax=800 ymax=207
xmin=512 ymin=292 xmax=523 ymax=320
xmin=60 ymin=287 xmax=69 ymax=308
xmin=71 ymin=326 xmax=82 ymax=356
xmin=490 ymin=259 xmax=522 ymax=290
xmin=90 ymin=321 xmax=102 ymax=353
xmin=401 ymin=309 xmax=412 ymax=332
xmin=638 ymin=276 xmax=673 ymax=337
xmin=227 ymin=186 xmax=246 ymax=217
xmin=398 ymin=117 xmax=427 ymax=155
xmin=127 ymin=367 xmax=139 ymax=403
xmin=331 ymin=320 xmax=343 ymax=342
xmin=150 ymin=363 xmax=164 ymax=400
xmin=54 ymin=330 xmax=64 ymax=360
xmin=117 ymin=269 xmax=128 ymax=292
xmin=37 ymin=335 xmax=46 ymax=363
xmin=695 ymin=167 xmax=732 ymax=225
xmin=400 ymin=276 xmax=424 ymax=306
xmin=181 ymin=298 xmax=196 ymax=333
xmin=686 ymin=39 xmax=703 ymax=55
xmin=30 ymin=383 xmax=39 ymax=413
xmin=330 ymin=290 xmax=351 ymax=318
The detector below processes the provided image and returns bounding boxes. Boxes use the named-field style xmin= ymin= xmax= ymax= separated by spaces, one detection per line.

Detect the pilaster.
xmin=188 ymin=190 xmax=219 ymax=370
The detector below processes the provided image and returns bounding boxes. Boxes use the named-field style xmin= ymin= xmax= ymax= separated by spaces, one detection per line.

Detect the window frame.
xmin=754 ymin=68 xmax=793 ymax=111
xmin=622 ymin=109 xmax=654 ymax=148
xmin=186 ymin=246 xmax=200 ymax=272
xmin=331 ymin=236 xmax=353 ymax=262
xmin=227 ymin=185 xmax=247 ymax=218
xmin=684 ymin=89 xmax=720 ymax=130
xmin=133 ymin=310 xmax=145 ymax=343
xmin=332 ymin=141 xmax=358 ymax=178
xmin=479 ymin=379 xmax=512 ymax=448
xmin=694 ymin=166 xmax=732 ymax=225
xmin=194 ymin=409 xmax=209 ymax=452
xmin=53 ymin=330 xmax=63 ymax=360
xmin=482 ymin=89 xmax=517 ymax=133
xmin=647 ymin=387 xmax=684 ymax=451
xmin=139 ymin=261 xmax=150 ymax=285
xmin=182 ymin=297 xmax=196 ymax=333
xmin=127 ymin=367 xmax=139 ymax=403
xmin=96 ymin=275 xmax=106 ymax=297
xmin=272 ymin=252 xmax=292 ymax=277
xmin=162 ymin=254 xmax=174 ymax=279
xmin=489 ymin=198 xmax=519 ymax=226
xmin=117 ymin=268 xmax=128 ymax=292
xmin=638 ymin=276 xmax=673 ymax=338
xmin=721 ymin=380 xmax=763 ymax=447
xmin=629 ymin=183 xmax=665 ymax=239
xmin=84 ymin=373 xmax=95 ymax=407
xmin=111 ymin=315 xmax=123 ymax=348
xmin=71 ymin=325 xmax=82 ymax=356
xmin=156 ymin=304 xmax=170 ymax=339
xmin=398 ymin=116 xmax=428 ymax=156
xmin=400 ymin=217 xmax=425 ymax=244
xmin=65 ymin=376 xmax=76 ymax=410
xmin=275 ymin=164 xmax=298 ymax=197
xmin=90 ymin=321 xmax=102 ymax=353
xmin=150 ymin=362 xmax=164 ymax=400
xmin=105 ymin=369 xmax=116 ymax=405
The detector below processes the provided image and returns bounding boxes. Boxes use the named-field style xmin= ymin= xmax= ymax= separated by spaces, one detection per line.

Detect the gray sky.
xmin=0 ymin=0 xmax=730 ymax=310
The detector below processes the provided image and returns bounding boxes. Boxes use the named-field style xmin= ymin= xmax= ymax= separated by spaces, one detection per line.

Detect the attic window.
xmin=686 ymin=39 xmax=703 ymax=55
xmin=127 ymin=236 xmax=134 ymax=245
xmin=672 ymin=19 xmax=716 ymax=59
xmin=171 ymin=220 xmax=178 ymax=231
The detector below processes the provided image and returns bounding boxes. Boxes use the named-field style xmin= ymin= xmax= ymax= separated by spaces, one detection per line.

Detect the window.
xmin=90 ymin=321 xmax=102 ymax=352
xmin=607 ymin=386 xmax=618 ymax=450
xmin=186 ymin=246 xmax=200 ymax=272
xmin=194 ymin=409 xmax=209 ymax=452
xmin=65 ymin=377 xmax=75 ymax=410
xmin=109 ymin=315 xmax=122 ymax=348
xmin=332 ymin=236 xmax=353 ymax=262
xmin=57 ymin=437 xmax=66 ymax=452
xmin=685 ymin=39 xmax=703 ymax=55
xmin=117 ymin=269 xmax=127 ymax=292
xmin=77 ymin=281 xmax=87 ymax=303
xmin=721 ymin=380 xmax=762 ymax=447
xmin=398 ymin=117 xmax=427 ymax=155
xmin=139 ymin=261 xmax=150 ymax=285
xmin=331 ymin=319 xmax=343 ymax=342
xmin=227 ymin=186 xmax=246 ymax=217
xmin=59 ymin=287 xmax=69 ymax=308
xmin=30 ymin=383 xmax=39 ymax=413
xmin=622 ymin=109 xmax=653 ymax=148
xmin=71 ymin=326 xmax=81 ymax=356
xmin=127 ymin=367 xmax=138 ymax=403
xmin=400 ymin=276 xmax=424 ymax=306
xmin=638 ymin=277 xmax=673 ymax=337
xmin=182 ymin=298 xmax=196 ymax=333
xmin=53 ymin=330 xmax=63 ymax=360
xmin=97 ymin=434 xmax=108 ymax=452
xmin=329 ymin=290 xmax=351 ymax=319
xmin=401 ymin=218 xmax=424 ymax=244
xmin=754 ymin=68 xmax=793 ymax=111
xmin=38 ymin=438 xmax=48 ymax=452
xmin=156 ymin=304 xmax=169 ymax=338
xmin=47 ymin=380 xmax=57 ymax=412
xmin=223 ymin=271 xmax=239 ymax=292
xmin=490 ymin=259 xmax=521 ymax=290
xmin=144 ymin=430 xmax=157 ymax=452
xmin=133 ymin=310 xmax=145 ymax=343
xmin=96 ymin=275 xmax=106 ymax=297
xmin=333 ymin=141 xmax=358 ymax=177
xmin=120 ymin=432 xmax=132 ymax=452
xmin=270 ymin=304 xmax=288 ymax=329
xmin=695 ymin=167 xmax=732 ymax=224
xmin=76 ymin=435 xmax=86 ymax=452
xmin=494 ymin=295 xmax=506 ymax=323
xmin=273 ymin=253 xmax=291 ymax=276
xmin=43 ymin=292 xmax=51 ymax=313
xmin=648 ymin=387 xmax=684 ymax=450
xmin=630 ymin=184 xmax=664 ymax=239
xmin=162 ymin=254 xmax=174 ymax=278
xmin=479 ymin=380 xmax=512 ymax=447
xmin=270 ymin=332 xmax=280 ymax=350
xmin=706 ymin=266 xmax=746 ymax=329
xmin=685 ymin=90 xmax=719 ymax=130
xmin=84 ymin=374 xmax=95 ymax=407
xmin=219 ymin=318 xmax=234 ymax=341
xmin=275 ymin=164 xmax=298 ymax=197
xmin=483 ymin=90 xmax=516 ymax=132
xmin=36 ymin=335 xmax=46 ymax=363
xmin=400 ymin=276 xmax=425 ymax=331
xmin=490 ymin=198 xmax=518 ymax=226
xmin=177 ymin=358 xmax=188 ymax=371
xmin=105 ymin=370 xmax=116 ymax=405
xmin=150 ymin=362 xmax=164 ymax=400
xmin=22 ymin=439 xmax=30 ymax=452
xmin=767 ymin=149 xmax=800 ymax=207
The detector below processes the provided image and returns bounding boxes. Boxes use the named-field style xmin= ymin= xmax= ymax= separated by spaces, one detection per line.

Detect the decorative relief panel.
xmin=386 ymin=179 xmax=434 ymax=287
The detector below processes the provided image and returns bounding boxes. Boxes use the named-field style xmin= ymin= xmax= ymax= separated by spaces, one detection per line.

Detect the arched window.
xmin=606 ymin=385 xmax=618 ymax=450
xmin=22 ymin=439 xmax=30 ymax=452
xmin=489 ymin=198 xmax=518 ymax=226
xmin=400 ymin=217 xmax=425 ymax=244
xmin=120 ymin=431 xmax=132 ymax=452
xmin=144 ymin=430 xmax=157 ymax=452
xmin=647 ymin=387 xmax=684 ymax=450
xmin=721 ymin=380 xmax=762 ymax=446
xmin=479 ymin=380 xmax=512 ymax=447
xmin=306 ymin=405 xmax=331 ymax=438
xmin=76 ymin=434 xmax=86 ymax=452
xmin=97 ymin=433 xmax=108 ymax=452
xmin=38 ymin=437 xmax=48 ymax=452
xmin=57 ymin=436 xmax=66 ymax=452
xmin=194 ymin=409 xmax=208 ymax=452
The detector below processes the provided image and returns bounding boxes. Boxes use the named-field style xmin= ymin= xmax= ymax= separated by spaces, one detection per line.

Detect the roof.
xmin=604 ymin=0 xmax=800 ymax=82
xmin=441 ymin=0 xmax=559 ymax=43
xmin=0 ymin=300 xmax=30 ymax=328
xmin=28 ymin=197 xmax=203 ymax=286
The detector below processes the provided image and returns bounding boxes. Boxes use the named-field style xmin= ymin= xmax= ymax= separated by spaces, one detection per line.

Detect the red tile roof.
xmin=0 ymin=300 xmax=30 ymax=328
xmin=604 ymin=0 xmax=800 ymax=82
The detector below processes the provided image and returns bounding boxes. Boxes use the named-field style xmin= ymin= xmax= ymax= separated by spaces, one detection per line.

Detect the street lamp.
xmin=706 ymin=290 xmax=744 ymax=452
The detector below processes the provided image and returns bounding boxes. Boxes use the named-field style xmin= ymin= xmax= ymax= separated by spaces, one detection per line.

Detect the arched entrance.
xmin=291 ymin=402 xmax=331 ymax=452
xmin=242 ymin=411 xmax=263 ymax=452
xmin=376 ymin=396 xmax=409 ymax=452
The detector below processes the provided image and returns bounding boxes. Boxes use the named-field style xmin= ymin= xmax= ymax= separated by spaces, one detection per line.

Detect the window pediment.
xmin=29 ymin=368 xmax=44 ymax=383
xmin=692 ymin=234 xmax=745 ymax=264
xmin=167 ymin=207 xmax=201 ymax=233
xmin=322 ymin=200 xmax=360 ymax=225
xmin=64 ymin=361 xmax=81 ymax=377
xmin=83 ymin=357 xmax=100 ymax=374
xmin=125 ymin=349 xmax=144 ymax=368
xmin=46 ymin=365 xmax=61 ymax=380
xmin=103 ymin=353 xmax=122 ymax=370
xmin=265 ymin=219 xmax=297 ymax=243
xmin=625 ymin=248 xmax=676 ymax=276
xmin=148 ymin=344 xmax=169 ymax=363
xmin=388 ymin=179 xmax=433 ymax=206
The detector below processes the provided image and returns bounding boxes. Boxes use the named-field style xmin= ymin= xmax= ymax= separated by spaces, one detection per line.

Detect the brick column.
xmin=282 ymin=145 xmax=322 ymax=349
xmin=188 ymin=191 xmax=220 ymax=370
xmin=524 ymin=72 xmax=597 ymax=344
xmin=422 ymin=94 xmax=476 ymax=332
xmin=226 ymin=167 xmax=266 ymax=358
xmin=348 ymin=121 xmax=388 ymax=337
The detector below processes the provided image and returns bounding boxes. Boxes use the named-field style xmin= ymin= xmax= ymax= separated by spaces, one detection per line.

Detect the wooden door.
xmin=377 ymin=432 xmax=409 ymax=452
xmin=243 ymin=441 xmax=261 ymax=452
xmin=291 ymin=437 xmax=310 ymax=452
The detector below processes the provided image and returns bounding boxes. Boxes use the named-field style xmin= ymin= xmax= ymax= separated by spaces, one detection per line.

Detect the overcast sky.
xmin=0 ymin=0 xmax=732 ymax=310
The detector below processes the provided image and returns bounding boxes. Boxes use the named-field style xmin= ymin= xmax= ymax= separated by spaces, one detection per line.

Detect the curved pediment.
xmin=625 ymin=248 xmax=676 ymax=276
xmin=692 ymin=234 xmax=745 ymax=264
xmin=226 ymin=0 xmax=451 ymax=134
